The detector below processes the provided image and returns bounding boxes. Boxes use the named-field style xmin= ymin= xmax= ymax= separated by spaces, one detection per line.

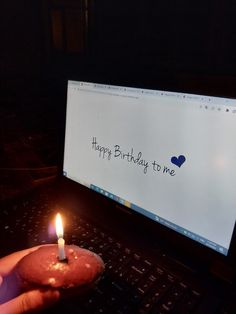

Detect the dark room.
xmin=0 ymin=1 xmax=236 ymax=313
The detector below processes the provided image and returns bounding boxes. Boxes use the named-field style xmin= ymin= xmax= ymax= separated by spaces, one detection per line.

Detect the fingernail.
xmin=43 ymin=290 xmax=60 ymax=303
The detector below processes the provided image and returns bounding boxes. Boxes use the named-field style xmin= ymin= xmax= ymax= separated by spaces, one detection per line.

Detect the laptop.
xmin=1 ymin=80 xmax=236 ymax=313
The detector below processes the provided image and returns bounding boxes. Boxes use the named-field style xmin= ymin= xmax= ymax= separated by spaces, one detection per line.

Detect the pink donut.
xmin=16 ymin=245 xmax=105 ymax=291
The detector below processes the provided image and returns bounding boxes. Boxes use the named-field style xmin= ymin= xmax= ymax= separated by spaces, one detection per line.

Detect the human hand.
xmin=0 ymin=246 xmax=60 ymax=314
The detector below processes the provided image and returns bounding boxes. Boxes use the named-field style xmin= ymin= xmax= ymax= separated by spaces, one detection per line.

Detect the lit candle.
xmin=55 ymin=213 xmax=66 ymax=261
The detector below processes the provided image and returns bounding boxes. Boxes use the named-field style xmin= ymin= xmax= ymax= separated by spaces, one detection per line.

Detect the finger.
xmin=0 ymin=245 xmax=51 ymax=276
xmin=0 ymin=247 xmax=40 ymax=275
xmin=0 ymin=289 xmax=60 ymax=314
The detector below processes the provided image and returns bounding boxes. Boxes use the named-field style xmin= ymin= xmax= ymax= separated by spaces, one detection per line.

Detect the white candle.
xmin=55 ymin=213 xmax=66 ymax=261
xmin=58 ymin=237 xmax=66 ymax=261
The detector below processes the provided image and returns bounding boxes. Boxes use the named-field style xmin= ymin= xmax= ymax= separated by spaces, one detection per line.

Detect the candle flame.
xmin=55 ymin=213 xmax=64 ymax=238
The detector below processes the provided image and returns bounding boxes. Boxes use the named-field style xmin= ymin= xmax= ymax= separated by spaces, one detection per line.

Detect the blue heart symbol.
xmin=171 ymin=155 xmax=186 ymax=168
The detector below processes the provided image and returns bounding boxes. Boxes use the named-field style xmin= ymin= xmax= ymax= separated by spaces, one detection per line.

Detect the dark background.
xmin=1 ymin=0 xmax=236 ymax=199
xmin=1 ymin=0 xmax=236 ymax=98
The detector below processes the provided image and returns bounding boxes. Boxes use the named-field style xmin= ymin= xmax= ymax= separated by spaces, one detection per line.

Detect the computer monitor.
xmin=63 ymin=80 xmax=236 ymax=256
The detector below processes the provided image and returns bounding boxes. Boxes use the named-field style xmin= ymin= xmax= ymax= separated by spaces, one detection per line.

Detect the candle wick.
xmin=57 ymin=257 xmax=68 ymax=263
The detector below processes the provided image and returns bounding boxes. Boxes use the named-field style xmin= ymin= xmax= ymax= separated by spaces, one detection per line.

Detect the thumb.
xmin=0 ymin=289 xmax=60 ymax=314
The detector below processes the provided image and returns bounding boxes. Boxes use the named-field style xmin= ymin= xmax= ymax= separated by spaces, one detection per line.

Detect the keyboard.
xmin=0 ymin=186 xmax=230 ymax=313
xmin=63 ymin=218 xmax=203 ymax=314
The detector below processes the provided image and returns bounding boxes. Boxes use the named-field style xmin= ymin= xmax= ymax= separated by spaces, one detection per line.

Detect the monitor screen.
xmin=63 ymin=80 xmax=236 ymax=256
